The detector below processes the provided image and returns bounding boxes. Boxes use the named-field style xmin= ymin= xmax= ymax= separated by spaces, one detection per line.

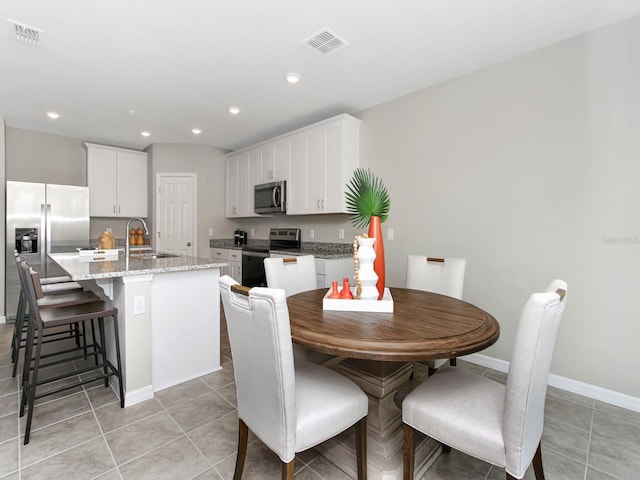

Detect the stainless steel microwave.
xmin=254 ymin=181 xmax=286 ymax=214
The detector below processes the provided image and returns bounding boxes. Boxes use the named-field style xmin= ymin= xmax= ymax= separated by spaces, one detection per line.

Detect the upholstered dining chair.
xmin=402 ymin=280 xmax=568 ymax=480
xmin=219 ymin=275 xmax=368 ymax=480
xmin=406 ymin=255 xmax=467 ymax=374
xmin=264 ymin=255 xmax=334 ymax=364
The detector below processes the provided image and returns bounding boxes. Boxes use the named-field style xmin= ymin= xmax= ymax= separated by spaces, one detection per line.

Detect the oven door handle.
xmin=242 ymin=251 xmax=269 ymax=258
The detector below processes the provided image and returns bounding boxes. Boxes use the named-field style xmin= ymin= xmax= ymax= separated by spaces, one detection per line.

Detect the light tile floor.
xmin=1 ymin=321 xmax=639 ymax=480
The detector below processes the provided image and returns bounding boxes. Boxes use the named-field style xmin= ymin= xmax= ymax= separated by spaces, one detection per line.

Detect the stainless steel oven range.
xmin=241 ymin=228 xmax=301 ymax=287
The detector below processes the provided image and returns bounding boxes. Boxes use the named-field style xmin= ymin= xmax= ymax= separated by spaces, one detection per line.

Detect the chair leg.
xmin=532 ymin=440 xmax=545 ymax=480
xmin=281 ymin=459 xmax=295 ymax=480
xmin=233 ymin=419 xmax=249 ymax=480
xmin=354 ymin=417 xmax=367 ymax=480
xmin=403 ymin=424 xmax=415 ymax=480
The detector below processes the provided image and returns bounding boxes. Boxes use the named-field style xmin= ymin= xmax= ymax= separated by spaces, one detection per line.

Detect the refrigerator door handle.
xmin=45 ymin=203 xmax=52 ymax=274
xmin=40 ymin=203 xmax=47 ymax=270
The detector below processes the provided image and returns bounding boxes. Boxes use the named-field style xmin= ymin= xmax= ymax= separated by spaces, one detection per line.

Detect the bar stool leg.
xmin=97 ymin=317 xmax=109 ymax=388
xmin=24 ymin=318 xmax=45 ymax=445
xmin=20 ymin=312 xmax=37 ymax=417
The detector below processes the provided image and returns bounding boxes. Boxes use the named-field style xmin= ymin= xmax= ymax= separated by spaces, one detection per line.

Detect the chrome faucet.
xmin=125 ymin=217 xmax=149 ymax=257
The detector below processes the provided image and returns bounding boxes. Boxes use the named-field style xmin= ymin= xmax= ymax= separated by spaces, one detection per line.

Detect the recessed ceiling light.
xmin=46 ymin=112 xmax=60 ymax=119
xmin=140 ymin=131 xmax=151 ymax=137
xmin=229 ymin=106 xmax=241 ymax=115
xmin=285 ymin=72 xmax=301 ymax=84
xmin=192 ymin=128 xmax=202 ymax=135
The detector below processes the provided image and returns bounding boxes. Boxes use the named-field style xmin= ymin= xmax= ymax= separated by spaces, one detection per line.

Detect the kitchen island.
xmin=49 ymin=251 xmax=228 ymax=406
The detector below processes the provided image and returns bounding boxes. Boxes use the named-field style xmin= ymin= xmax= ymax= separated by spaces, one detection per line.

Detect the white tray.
xmin=323 ymin=287 xmax=393 ymax=313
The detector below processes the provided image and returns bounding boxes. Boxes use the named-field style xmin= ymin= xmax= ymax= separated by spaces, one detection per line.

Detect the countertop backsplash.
xmin=210 ymin=238 xmax=353 ymax=259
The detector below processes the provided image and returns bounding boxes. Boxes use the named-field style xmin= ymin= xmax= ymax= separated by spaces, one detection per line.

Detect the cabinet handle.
xmin=113 ymin=205 xmax=116 ymax=214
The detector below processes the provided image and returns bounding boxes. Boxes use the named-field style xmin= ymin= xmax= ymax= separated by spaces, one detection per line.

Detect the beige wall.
xmin=5 ymin=127 xmax=87 ymax=186
xmin=148 ymin=143 xmax=228 ymax=258
xmin=1 ymin=117 xmax=5 ymax=320
xmin=356 ymin=16 xmax=639 ymax=397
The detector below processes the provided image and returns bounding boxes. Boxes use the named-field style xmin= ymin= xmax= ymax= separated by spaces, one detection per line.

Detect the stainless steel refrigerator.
xmin=5 ymin=181 xmax=90 ymax=319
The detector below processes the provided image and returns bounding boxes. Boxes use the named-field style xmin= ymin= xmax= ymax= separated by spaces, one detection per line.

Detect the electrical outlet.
xmin=208 ymin=228 xmax=214 ymax=236
xmin=387 ymin=228 xmax=395 ymax=240
xmin=133 ymin=296 xmax=145 ymax=315
xmin=338 ymin=229 xmax=344 ymax=240
xmin=309 ymin=229 xmax=315 ymax=240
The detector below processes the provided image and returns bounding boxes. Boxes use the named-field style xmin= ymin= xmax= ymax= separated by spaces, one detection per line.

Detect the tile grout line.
xmin=84 ymin=384 xmax=124 ymax=480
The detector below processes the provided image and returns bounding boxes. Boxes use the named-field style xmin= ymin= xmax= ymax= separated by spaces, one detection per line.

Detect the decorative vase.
xmin=356 ymin=237 xmax=379 ymax=300
xmin=367 ymin=216 xmax=385 ymax=299
xmin=328 ymin=280 xmax=340 ymax=299
xmin=339 ymin=277 xmax=354 ymax=299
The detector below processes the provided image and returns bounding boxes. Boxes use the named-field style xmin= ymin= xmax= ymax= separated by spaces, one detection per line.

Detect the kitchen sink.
xmin=131 ymin=252 xmax=180 ymax=259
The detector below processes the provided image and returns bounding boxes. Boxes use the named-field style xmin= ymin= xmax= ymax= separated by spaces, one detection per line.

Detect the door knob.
xmin=187 ymin=242 xmax=192 ymax=246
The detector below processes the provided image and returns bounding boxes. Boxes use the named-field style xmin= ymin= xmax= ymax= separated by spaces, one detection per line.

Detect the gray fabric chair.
xmin=402 ymin=280 xmax=568 ymax=480
xmin=219 ymin=275 xmax=368 ymax=480
xmin=264 ymin=255 xmax=334 ymax=364
xmin=406 ymin=255 xmax=467 ymax=373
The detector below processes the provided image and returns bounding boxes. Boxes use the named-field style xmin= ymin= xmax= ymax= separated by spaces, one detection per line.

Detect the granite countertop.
xmin=209 ymin=239 xmax=353 ymax=259
xmin=49 ymin=251 xmax=227 ymax=281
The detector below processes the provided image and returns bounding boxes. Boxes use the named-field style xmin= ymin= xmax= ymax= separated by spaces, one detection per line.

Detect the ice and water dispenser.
xmin=15 ymin=228 xmax=38 ymax=254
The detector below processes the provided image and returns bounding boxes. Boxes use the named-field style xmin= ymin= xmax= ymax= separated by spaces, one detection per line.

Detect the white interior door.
xmin=156 ymin=174 xmax=196 ymax=256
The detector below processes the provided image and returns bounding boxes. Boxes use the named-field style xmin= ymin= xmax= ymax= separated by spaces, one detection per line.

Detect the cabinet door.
xmin=272 ymin=137 xmax=290 ymax=182
xmin=303 ymin=127 xmax=326 ymax=213
xmin=230 ymin=261 xmax=242 ymax=282
xmin=116 ymin=150 xmax=147 ymax=217
xmin=287 ymin=133 xmax=304 ymax=215
xmin=323 ymin=121 xmax=345 ymax=213
xmin=225 ymin=155 xmax=239 ymax=217
xmin=245 ymin=148 xmax=261 ymax=217
xmin=259 ymin=143 xmax=275 ymax=182
xmin=87 ymin=147 xmax=118 ymax=216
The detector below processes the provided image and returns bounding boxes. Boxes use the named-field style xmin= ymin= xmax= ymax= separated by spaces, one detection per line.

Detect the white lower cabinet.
xmin=315 ymin=257 xmax=354 ymax=289
xmin=211 ymin=248 xmax=242 ymax=281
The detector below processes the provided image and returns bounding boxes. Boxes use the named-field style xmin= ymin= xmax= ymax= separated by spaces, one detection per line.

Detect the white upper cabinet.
xmin=86 ymin=143 xmax=148 ymax=218
xmin=289 ymin=114 xmax=361 ymax=215
xmin=225 ymin=113 xmax=360 ymax=218
xmin=226 ymin=149 xmax=261 ymax=218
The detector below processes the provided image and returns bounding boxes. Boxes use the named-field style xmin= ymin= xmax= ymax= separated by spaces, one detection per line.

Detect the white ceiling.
xmin=2 ymin=0 xmax=640 ymax=152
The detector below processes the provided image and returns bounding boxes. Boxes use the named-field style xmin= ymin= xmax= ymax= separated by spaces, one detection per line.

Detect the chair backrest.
xmin=405 ymin=255 xmax=467 ymax=299
xmin=264 ymin=255 xmax=316 ymax=297
xmin=503 ymin=279 xmax=567 ymax=478
xmin=218 ymin=275 xmax=297 ymax=462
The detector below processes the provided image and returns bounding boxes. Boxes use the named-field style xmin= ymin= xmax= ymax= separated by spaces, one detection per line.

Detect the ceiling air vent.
xmin=302 ymin=28 xmax=348 ymax=57
xmin=7 ymin=19 xmax=43 ymax=46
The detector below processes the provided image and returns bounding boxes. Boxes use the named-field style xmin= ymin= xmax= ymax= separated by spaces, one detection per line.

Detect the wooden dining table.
xmin=286 ymin=287 xmax=500 ymax=480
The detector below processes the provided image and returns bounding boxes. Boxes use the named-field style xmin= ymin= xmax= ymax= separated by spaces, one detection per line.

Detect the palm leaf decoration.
xmin=345 ymin=168 xmax=391 ymax=229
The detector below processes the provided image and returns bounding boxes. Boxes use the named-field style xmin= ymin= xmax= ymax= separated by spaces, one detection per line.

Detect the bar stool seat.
xmin=11 ymin=256 xmax=99 ymax=377
xmin=19 ymin=263 xmax=124 ymax=444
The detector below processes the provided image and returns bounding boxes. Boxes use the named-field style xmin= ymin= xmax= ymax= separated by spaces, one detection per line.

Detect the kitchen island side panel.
xmin=150 ymin=268 xmax=222 ymax=391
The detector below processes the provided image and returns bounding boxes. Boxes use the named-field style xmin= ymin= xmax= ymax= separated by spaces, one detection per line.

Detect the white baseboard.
xmin=122 ymin=384 xmax=154 ymax=408
xmin=465 ymin=353 xmax=640 ymax=413
xmin=0 ymin=315 xmax=6 ymax=324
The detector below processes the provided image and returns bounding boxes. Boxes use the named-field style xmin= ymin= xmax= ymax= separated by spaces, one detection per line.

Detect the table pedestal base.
xmin=315 ymin=359 xmax=441 ymax=480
